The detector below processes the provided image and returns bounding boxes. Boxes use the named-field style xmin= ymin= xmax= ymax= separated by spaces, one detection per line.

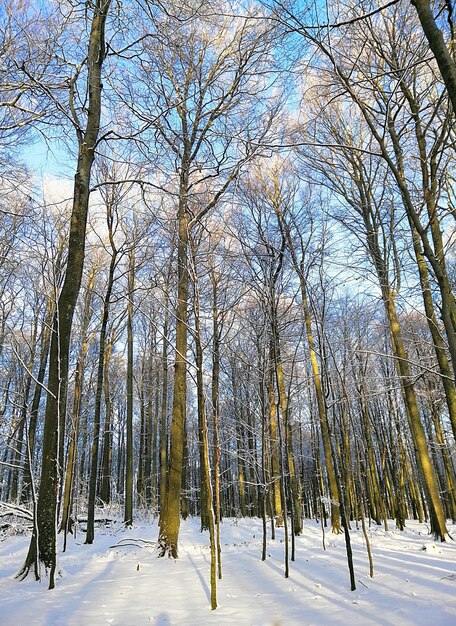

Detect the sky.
xmin=21 ymin=132 xmax=75 ymax=181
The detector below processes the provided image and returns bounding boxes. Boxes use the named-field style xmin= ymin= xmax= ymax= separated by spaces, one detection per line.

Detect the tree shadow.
xmin=187 ymin=553 xmax=210 ymax=603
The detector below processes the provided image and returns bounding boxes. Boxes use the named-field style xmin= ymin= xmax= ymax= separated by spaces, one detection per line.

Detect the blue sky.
xmin=21 ymin=133 xmax=75 ymax=180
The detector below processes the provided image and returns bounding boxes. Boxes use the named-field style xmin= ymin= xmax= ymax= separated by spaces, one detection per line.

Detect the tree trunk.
xmin=18 ymin=0 xmax=111 ymax=587
xmin=158 ymin=165 xmax=189 ymax=556
xmin=411 ymin=0 xmax=456 ymax=117
xmin=86 ymin=245 xmax=118 ymax=544
xmin=124 ymin=248 xmax=135 ymax=527
xmin=385 ymin=292 xmax=447 ymax=539
xmin=191 ymin=251 xmax=217 ymax=609
xmin=211 ymin=276 xmax=222 ymax=579
xmin=100 ymin=334 xmax=115 ymax=505
xmin=60 ymin=266 xmax=95 ymax=543
xmin=158 ymin=287 xmax=170 ymax=523
xmin=22 ymin=295 xmax=55 ymax=502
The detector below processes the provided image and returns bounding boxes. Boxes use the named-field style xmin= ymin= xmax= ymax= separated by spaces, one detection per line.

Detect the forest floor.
xmin=0 ymin=514 xmax=455 ymax=625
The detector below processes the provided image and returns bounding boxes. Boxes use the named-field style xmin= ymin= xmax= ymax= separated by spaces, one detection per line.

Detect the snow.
xmin=1 ymin=517 xmax=455 ymax=625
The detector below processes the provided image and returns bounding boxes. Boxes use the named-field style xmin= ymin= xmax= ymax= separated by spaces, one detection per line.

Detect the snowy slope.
xmin=0 ymin=518 xmax=455 ymax=625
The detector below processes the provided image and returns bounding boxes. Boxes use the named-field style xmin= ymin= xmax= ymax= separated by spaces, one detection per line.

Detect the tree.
xmin=252 ymin=157 xmax=342 ymax=533
xmin=128 ymin=2 xmax=278 ymax=557
xmin=18 ymin=0 xmax=113 ymax=586
xmin=86 ymin=167 xmax=130 ymax=544
xmin=296 ymin=86 xmax=448 ymax=539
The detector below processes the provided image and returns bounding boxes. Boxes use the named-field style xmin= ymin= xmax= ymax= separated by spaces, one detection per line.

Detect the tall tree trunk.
xmin=125 ymin=248 xmax=135 ymax=527
xmin=18 ymin=0 xmax=111 ymax=587
xmin=158 ymin=287 xmax=170 ymax=522
xmin=268 ymin=355 xmax=283 ymax=525
xmin=191 ymin=249 xmax=217 ymax=609
xmin=11 ymin=314 xmax=38 ymax=503
xmin=211 ymin=275 xmax=222 ymax=579
xmin=273 ymin=334 xmax=302 ymax=536
xmin=86 ymin=244 xmax=118 ymax=544
xmin=357 ymin=377 xmax=382 ymax=524
xmin=158 ymin=170 xmax=190 ymax=557
xmin=145 ymin=344 xmax=157 ymax=507
xmin=60 ymin=266 xmax=96 ymax=543
xmin=231 ymin=363 xmax=247 ymax=517
xmin=198 ymin=380 xmax=209 ymax=530
xmin=385 ymin=292 xmax=447 ymax=539
xmin=22 ymin=296 xmax=55 ymax=502
xmin=99 ymin=334 xmax=115 ymax=505
xmin=136 ymin=356 xmax=147 ymax=505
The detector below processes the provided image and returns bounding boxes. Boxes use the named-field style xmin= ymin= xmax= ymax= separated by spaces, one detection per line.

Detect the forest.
xmin=0 ymin=0 xmax=456 ymax=620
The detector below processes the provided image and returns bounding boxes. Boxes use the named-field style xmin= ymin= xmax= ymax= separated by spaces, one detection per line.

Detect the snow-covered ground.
xmin=0 ymin=517 xmax=455 ymax=625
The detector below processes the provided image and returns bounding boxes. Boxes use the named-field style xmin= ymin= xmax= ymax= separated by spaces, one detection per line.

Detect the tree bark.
xmin=158 ymin=188 xmax=189 ymax=556
xmin=125 ymin=248 xmax=135 ymax=527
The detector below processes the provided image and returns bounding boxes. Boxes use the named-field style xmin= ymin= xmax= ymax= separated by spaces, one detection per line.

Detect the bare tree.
xmin=18 ymin=0 xmax=113 ymax=587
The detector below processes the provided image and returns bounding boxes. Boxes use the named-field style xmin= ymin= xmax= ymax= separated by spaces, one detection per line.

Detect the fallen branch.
xmin=0 ymin=502 xmax=33 ymax=520
xmin=109 ymin=537 xmax=156 ymax=548
xmin=77 ymin=517 xmax=114 ymax=524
